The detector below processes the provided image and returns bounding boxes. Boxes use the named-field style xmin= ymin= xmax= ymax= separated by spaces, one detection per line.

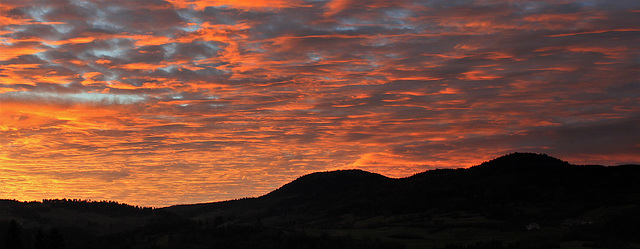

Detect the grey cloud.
xmin=2 ymin=0 xmax=638 ymax=205
xmin=391 ymin=116 xmax=640 ymax=166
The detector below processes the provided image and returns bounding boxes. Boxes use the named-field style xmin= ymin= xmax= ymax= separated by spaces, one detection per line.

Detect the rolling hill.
xmin=2 ymin=153 xmax=639 ymax=249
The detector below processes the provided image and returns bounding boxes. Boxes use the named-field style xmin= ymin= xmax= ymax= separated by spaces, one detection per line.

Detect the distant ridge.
xmin=266 ymin=169 xmax=391 ymax=198
xmin=2 ymin=153 xmax=639 ymax=249
xmin=266 ymin=153 xmax=575 ymax=201
xmin=472 ymin=152 xmax=571 ymax=171
xmin=168 ymin=152 xmax=639 ymax=217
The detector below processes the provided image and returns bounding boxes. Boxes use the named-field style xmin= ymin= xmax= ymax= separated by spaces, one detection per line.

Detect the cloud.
xmin=1 ymin=0 xmax=638 ymax=206
xmin=1 ymin=91 xmax=146 ymax=104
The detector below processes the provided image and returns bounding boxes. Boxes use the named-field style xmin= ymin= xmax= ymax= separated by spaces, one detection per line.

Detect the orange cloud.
xmin=1 ymin=0 xmax=638 ymax=207
xmin=166 ymin=0 xmax=307 ymax=10
xmin=0 ymin=46 xmax=46 ymax=61
xmin=459 ymin=70 xmax=502 ymax=81
xmin=546 ymin=29 xmax=640 ymax=37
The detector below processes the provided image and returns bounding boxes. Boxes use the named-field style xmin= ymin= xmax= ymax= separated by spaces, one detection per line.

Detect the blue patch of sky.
xmin=1 ymin=91 xmax=146 ymax=105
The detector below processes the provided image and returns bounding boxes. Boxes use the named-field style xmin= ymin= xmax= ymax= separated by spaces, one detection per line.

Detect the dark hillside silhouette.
xmin=267 ymin=169 xmax=391 ymax=198
xmin=474 ymin=152 xmax=571 ymax=170
xmin=1 ymin=153 xmax=639 ymax=249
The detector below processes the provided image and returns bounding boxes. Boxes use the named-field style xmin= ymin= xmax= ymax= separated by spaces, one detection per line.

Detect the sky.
xmin=1 ymin=0 xmax=639 ymax=207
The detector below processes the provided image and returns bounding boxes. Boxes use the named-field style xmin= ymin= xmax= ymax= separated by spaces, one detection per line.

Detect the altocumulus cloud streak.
xmin=1 ymin=0 xmax=638 ymax=207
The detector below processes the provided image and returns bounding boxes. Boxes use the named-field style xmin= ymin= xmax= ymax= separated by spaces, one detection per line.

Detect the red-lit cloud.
xmin=1 ymin=0 xmax=638 ymax=207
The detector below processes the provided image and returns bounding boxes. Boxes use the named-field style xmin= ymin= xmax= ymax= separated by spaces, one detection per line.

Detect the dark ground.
xmin=2 ymin=153 xmax=639 ymax=249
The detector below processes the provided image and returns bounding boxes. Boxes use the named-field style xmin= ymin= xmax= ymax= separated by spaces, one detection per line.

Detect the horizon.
xmin=1 ymin=0 xmax=639 ymax=207
xmin=3 ymin=152 xmax=637 ymax=208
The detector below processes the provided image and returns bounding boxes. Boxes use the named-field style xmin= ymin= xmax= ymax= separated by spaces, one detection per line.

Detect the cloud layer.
xmin=1 ymin=0 xmax=638 ymax=207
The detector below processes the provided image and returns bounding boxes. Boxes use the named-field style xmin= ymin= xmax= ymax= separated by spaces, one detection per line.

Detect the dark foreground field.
xmin=2 ymin=153 xmax=639 ymax=249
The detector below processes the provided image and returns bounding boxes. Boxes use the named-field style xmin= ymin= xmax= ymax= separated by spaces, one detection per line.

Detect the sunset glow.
xmin=1 ymin=0 xmax=638 ymax=207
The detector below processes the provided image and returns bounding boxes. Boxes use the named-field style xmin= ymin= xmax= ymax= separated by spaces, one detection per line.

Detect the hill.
xmin=1 ymin=153 xmax=639 ymax=249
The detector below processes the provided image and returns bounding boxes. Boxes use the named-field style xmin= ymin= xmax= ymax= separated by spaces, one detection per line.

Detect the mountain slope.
xmin=165 ymin=153 xmax=639 ymax=226
xmin=2 ymin=153 xmax=639 ymax=249
xmin=164 ymin=153 xmax=640 ymax=249
xmin=266 ymin=169 xmax=391 ymax=198
xmin=167 ymin=153 xmax=640 ymax=217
